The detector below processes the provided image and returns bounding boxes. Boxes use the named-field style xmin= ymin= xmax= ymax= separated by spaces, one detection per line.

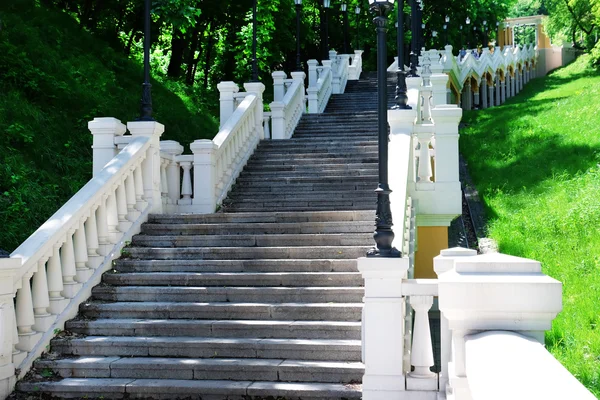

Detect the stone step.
xmin=228 ymin=183 xmax=375 ymax=193
xmin=35 ymin=357 xmax=364 ymax=383
xmin=79 ymin=302 xmax=363 ymax=321
xmin=51 ymin=336 xmax=362 ymax=361
xmin=93 ymin=286 xmax=364 ymax=303
xmin=238 ymin=169 xmax=377 ymax=179
xmin=18 ymin=378 xmax=362 ymax=400
xmin=102 ymin=271 xmax=363 ymax=287
xmin=222 ymin=199 xmax=375 ymax=209
xmin=66 ymin=319 xmax=361 ymax=339
xmin=235 ymin=175 xmax=377 ymax=185
xmin=224 ymin=204 xmax=375 ymax=212
xmin=147 ymin=210 xmax=374 ymax=224
xmin=113 ymin=259 xmax=359 ymax=273
xmin=226 ymin=191 xmax=375 ymax=201
xmin=246 ymin=157 xmax=378 ymax=167
xmin=141 ymin=221 xmax=372 ymax=235
xmin=237 ymin=164 xmax=378 ymax=173
xmin=130 ymin=233 xmax=372 ymax=248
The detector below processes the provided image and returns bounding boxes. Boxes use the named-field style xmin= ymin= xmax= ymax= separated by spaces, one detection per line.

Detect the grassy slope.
xmin=0 ymin=1 xmax=218 ymax=251
xmin=461 ymin=55 xmax=600 ymax=396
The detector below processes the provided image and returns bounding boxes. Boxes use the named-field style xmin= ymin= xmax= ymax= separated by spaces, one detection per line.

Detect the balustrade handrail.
xmin=11 ymin=136 xmax=151 ymax=281
xmin=307 ymin=61 xmax=333 ymax=114
xmin=348 ymin=50 xmax=363 ymax=80
xmin=213 ymin=94 xmax=257 ymax=149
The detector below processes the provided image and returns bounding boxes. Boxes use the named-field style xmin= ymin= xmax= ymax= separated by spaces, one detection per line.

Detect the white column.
xmin=60 ymin=231 xmax=81 ymax=298
xmin=216 ymin=81 xmax=239 ymax=128
xmin=88 ymin=117 xmax=126 ymax=176
xmin=358 ymin=257 xmax=410 ymax=400
xmin=244 ymin=82 xmax=266 ymax=141
xmin=31 ymin=258 xmax=54 ymax=332
xmin=270 ymin=102 xmax=286 ymax=140
xmin=127 ymin=121 xmax=165 ymax=214
xmin=473 ymin=81 xmax=480 ymax=109
xmin=0 ymin=258 xmax=20 ymax=399
xmin=160 ymin=140 xmax=184 ymax=208
xmin=488 ymin=83 xmax=494 ymax=108
xmin=73 ymin=220 xmax=92 ymax=283
xmin=272 ymin=71 xmax=287 ymax=102
xmin=408 ymin=296 xmax=435 ymax=382
xmin=262 ymin=113 xmax=272 ymax=140
xmin=190 ymin=140 xmax=217 ymax=213
xmin=307 ymin=59 xmax=319 ymax=88
xmin=47 ymin=244 xmax=66 ymax=315
xmin=179 ymin=160 xmax=193 ymax=206
xmin=495 ymin=75 xmax=501 ymax=105
xmin=431 ymin=74 xmax=449 ymax=107
xmin=291 ymin=71 xmax=307 ymax=109
xmin=481 ymin=80 xmax=488 ymax=109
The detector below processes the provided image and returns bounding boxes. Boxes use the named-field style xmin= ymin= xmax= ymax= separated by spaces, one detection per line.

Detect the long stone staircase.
xmin=16 ymin=75 xmax=398 ymax=399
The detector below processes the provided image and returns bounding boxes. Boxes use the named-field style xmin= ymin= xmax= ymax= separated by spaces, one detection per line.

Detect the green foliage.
xmin=544 ymin=0 xmax=598 ymax=50
xmin=460 ymin=55 xmax=600 ymax=396
xmin=0 ymin=1 xmax=217 ymax=251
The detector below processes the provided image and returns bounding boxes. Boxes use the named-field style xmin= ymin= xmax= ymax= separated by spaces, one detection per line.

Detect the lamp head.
xmin=355 ymin=5 xmax=361 ymax=13
xmin=294 ymin=0 xmax=302 ymax=5
xmin=341 ymin=3 xmax=347 ymax=12
xmin=466 ymin=17 xmax=471 ymax=24
xmin=323 ymin=0 xmax=330 ymax=8
xmin=445 ymin=15 xmax=450 ymax=23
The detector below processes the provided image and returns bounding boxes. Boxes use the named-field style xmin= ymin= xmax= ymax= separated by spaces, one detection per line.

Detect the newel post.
xmin=127 ymin=121 xmax=165 ymax=214
xmin=358 ymin=257 xmax=410 ymax=400
xmin=89 ymin=117 xmax=127 ymax=176
xmin=291 ymin=71 xmax=307 ymax=108
xmin=0 ymin=258 xmax=20 ymax=399
xmin=307 ymin=59 xmax=319 ymax=88
xmin=190 ymin=140 xmax=217 ymax=213
xmin=272 ymin=71 xmax=287 ymax=102
xmin=217 ymin=81 xmax=240 ymax=129
xmin=244 ymin=81 xmax=266 ymax=141
xmin=438 ymin=252 xmax=563 ymax=400
xmin=159 ymin=140 xmax=184 ymax=209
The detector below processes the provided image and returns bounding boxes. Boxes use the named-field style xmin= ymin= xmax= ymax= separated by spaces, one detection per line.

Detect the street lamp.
xmin=355 ymin=5 xmax=361 ymax=50
xmin=394 ymin=0 xmax=410 ymax=109
xmin=367 ymin=0 xmax=401 ymax=258
xmin=432 ymin=30 xmax=438 ymax=49
xmin=409 ymin=0 xmax=419 ymax=77
xmin=251 ymin=0 xmax=258 ymax=81
xmin=342 ymin=2 xmax=349 ymax=54
xmin=139 ymin=0 xmax=153 ymax=121
xmin=444 ymin=15 xmax=449 ymax=46
xmin=323 ymin=0 xmax=331 ymax=60
xmin=294 ymin=0 xmax=303 ymax=71
xmin=466 ymin=16 xmax=471 ymax=48
xmin=483 ymin=20 xmax=488 ymax=46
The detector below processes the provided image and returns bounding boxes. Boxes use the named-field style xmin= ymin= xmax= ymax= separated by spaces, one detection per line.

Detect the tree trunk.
xmin=167 ymin=27 xmax=187 ymax=78
xmin=203 ymin=32 xmax=215 ymax=88
xmin=185 ymin=21 xmax=204 ymax=85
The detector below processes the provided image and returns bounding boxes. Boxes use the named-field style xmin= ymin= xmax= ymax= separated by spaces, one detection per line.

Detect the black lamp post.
xmin=355 ymin=5 xmax=361 ymax=50
xmin=139 ymin=0 xmax=153 ymax=121
xmin=409 ymin=0 xmax=419 ymax=77
xmin=393 ymin=0 xmax=410 ymax=109
xmin=295 ymin=0 xmax=303 ymax=71
xmin=417 ymin=0 xmax=423 ymax=57
xmin=483 ymin=20 xmax=488 ymax=46
xmin=251 ymin=0 xmax=258 ymax=81
xmin=466 ymin=16 xmax=471 ymax=48
xmin=367 ymin=0 xmax=401 ymax=258
xmin=342 ymin=2 xmax=349 ymax=54
xmin=323 ymin=0 xmax=331 ymax=60
xmin=459 ymin=24 xmax=463 ymax=49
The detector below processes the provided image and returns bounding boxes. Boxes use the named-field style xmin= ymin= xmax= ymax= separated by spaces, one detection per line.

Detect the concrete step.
xmin=113 ymin=259 xmax=359 ymax=273
xmin=130 ymin=233 xmax=372 ymax=247
xmin=148 ymin=211 xmax=374 ymax=224
xmin=51 ymin=336 xmax=362 ymax=361
xmin=222 ymin=199 xmax=375 ymax=209
xmin=224 ymin=204 xmax=375 ymax=212
xmin=250 ymin=151 xmax=379 ymax=160
xmin=140 ymin=221 xmax=373 ymax=235
xmin=102 ymin=271 xmax=363 ymax=287
xmin=246 ymin=157 xmax=378 ymax=167
xmin=227 ymin=183 xmax=375 ymax=193
xmin=235 ymin=175 xmax=377 ymax=185
xmin=18 ymin=378 xmax=362 ymax=399
xmin=35 ymin=357 xmax=364 ymax=383
xmin=79 ymin=302 xmax=363 ymax=321
xmin=66 ymin=319 xmax=361 ymax=339
xmin=225 ymin=193 xmax=375 ymax=203
xmin=93 ymin=286 xmax=364 ymax=303
xmin=238 ymin=169 xmax=377 ymax=179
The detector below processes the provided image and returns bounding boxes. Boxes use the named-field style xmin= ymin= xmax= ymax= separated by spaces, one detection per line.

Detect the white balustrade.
xmin=270 ymin=71 xmax=306 ymax=140
xmin=0 ymin=122 xmax=157 ymax=395
xmin=307 ymin=59 xmax=333 ymax=114
xmin=348 ymin=50 xmax=363 ymax=80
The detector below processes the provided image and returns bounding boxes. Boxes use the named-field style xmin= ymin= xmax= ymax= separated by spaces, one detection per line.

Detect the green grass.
xmin=0 ymin=0 xmax=218 ymax=251
xmin=460 ymin=55 xmax=600 ymax=396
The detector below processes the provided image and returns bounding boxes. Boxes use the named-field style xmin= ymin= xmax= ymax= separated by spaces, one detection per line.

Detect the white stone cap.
xmin=307 ymin=59 xmax=319 ymax=67
xmin=160 ymin=140 xmax=184 ymax=156
xmin=269 ymin=102 xmax=285 ymax=111
xmin=217 ymin=81 xmax=239 ymax=94
xmin=88 ymin=117 xmax=127 ymax=136
xmin=271 ymin=71 xmax=287 ymax=80
xmin=291 ymin=71 xmax=306 ymax=81
xmin=455 ymin=252 xmax=541 ymax=273
xmin=244 ymin=82 xmax=266 ymax=95
xmin=357 ymin=256 xmax=409 ymax=278
xmin=0 ymin=258 xmax=21 ymax=295
xmin=190 ymin=139 xmax=217 ymax=153
xmin=388 ymin=108 xmax=417 ymax=134
xmin=322 ymin=60 xmax=333 ymax=68
xmin=126 ymin=121 xmax=165 ymax=138
xmin=434 ymin=247 xmax=477 ymax=276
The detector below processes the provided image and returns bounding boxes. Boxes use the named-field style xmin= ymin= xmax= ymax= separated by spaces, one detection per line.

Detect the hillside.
xmin=0 ymin=0 xmax=218 ymax=251
xmin=460 ymin=55 xmax=600 ymax=396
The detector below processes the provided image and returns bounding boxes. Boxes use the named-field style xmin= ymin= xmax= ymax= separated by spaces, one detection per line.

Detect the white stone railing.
xmin=348 ymin=50 xmax=364 ymax=80
xmin=270 ymin=71 xmax=306 ymax=140
xmin=329 ymin=50 xmax=350 ymax=94
xmin=0 ymin=119 xmax=163 ymax=397
xmin=307 ymin=59 xmax=333 ymax=114
xmin=392 ymin=43 xmax=538 ymax=110
xmin=191 ymin=82 xmax=265 ymax=213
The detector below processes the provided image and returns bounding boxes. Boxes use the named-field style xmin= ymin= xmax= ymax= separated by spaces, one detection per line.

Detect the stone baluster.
xmin=61 ymin=231 xmax=80 ymax=298
xmin=159 ymin=159 xmax=169 ymax=206
xmin=84 ymin=209 xmax=101 ymax=268
xmin=15 ymin=276 xmax=37 ymax=352
xmin=481 ymin=79 xmax=488 ymax=109
xmin=511 ymin=72 xmax=516 ymax=97
xmin=124 ymin=173 xmax=139 ymax=222
xmin=179 ymin=160 xmax=193 ymax=206
xmin=96 ymin=196 xmax=111 ymax=256
xmin=502 ymin=76 xmax=507 ymax=102
xmin=263 ymin=112 xmax=272 ymax=140
xmin=73 ymin=219 xmax=92 ymax=283
xmin=116 ymin=181 xmax=131 ymax=233
xmin=409 ymin=295 xmax=435 ymax=380
xmin=488 ymin=81 xmax=494 ymax=108
xmin=106 ymin=189 xmax=119 ymax=243
xmin=473 ymin=80 xmax=480 ymax=109
xmin=133 ymin=164 xmax=146 ymax=211
xmin=31 ymin=258 xmax=54 ymax=332
xmin=161 ymin=141 xmax=184 ymax=209
xmin=47 ymin=244 xmax=67 ymax=315
xmin=416 ymin=133 xmax=433 ymax=183
xmin=495 ymin=74 xmax=501 ymax=106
